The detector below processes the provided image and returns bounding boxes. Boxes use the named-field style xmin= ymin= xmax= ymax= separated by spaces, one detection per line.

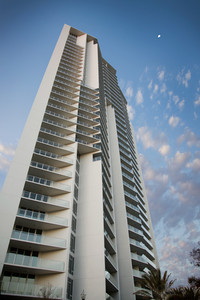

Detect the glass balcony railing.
xmin=128 ymin=225 xmax=143 ymax=236
xmin=17 ymin=208 xmax=68 ymax=227
xmin=11 ymin=229 xmax=66 ymax=248
xmin=30 ymin=161 xmax=72 ymax=177
xmin=26 ymin=175 xmax=71 ymax=192
xmin=22 ymin=190 xmax=69 ymax=208
xmin=126 ymin=213 xmax=141 ymax=224
xmin=131 ymin=253 xmax=147 ymax=265
xmin=34 ymin=148 xmax=73 ymax=165
xmin=1 ymin=281 xmax=62 ymax=298
xmin=5 ymin=253 xmax=65 ymax=272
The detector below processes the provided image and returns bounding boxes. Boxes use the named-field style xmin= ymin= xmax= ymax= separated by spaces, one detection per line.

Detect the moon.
xmin=157 ymin=34 xmax=161 ymax=38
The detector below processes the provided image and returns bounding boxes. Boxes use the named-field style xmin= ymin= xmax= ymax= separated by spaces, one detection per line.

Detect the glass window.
xmin=68 ymin=255 xmax=74 ymax=275
xmin=72 ymin=216 xmax=76 ymax=233
xmin=67 ymin=278 xmax=73 ymax=300
xmin=70 ymin=234 xmax=76 ymax=253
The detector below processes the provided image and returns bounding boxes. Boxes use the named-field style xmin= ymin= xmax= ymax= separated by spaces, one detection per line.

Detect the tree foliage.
xmin=134 ymin=268 xmax=176 ymax=300
xmin=190 ymin=241 xmax=200 ymax=267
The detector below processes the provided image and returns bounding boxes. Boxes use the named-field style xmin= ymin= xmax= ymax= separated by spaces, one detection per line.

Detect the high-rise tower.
xmin=0 ymin=25 xmax=158 ymax=300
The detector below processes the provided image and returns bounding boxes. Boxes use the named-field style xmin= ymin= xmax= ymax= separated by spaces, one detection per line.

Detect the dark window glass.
xmin=70 ymin=234 xmax=76 ymax=253
xmin=68 ymin=255 xmax=74 ymax=275
xmin=67 ymin=278 xmax=73 ymax=300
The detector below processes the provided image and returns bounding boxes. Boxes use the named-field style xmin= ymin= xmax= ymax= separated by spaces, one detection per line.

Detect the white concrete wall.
xmin=73 ymin=154 xmax=106 ymax=300
xmin=83 ymin=40 xmax=99 ymax=89
xmin=0 ymin=24 xmax=71 ymax=274
xmin=107 ymin=105 xmax=135 ymax=300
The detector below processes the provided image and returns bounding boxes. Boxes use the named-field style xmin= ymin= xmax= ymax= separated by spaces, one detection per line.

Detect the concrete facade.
xmin=0 ymin=24 xmax=158 ymax=300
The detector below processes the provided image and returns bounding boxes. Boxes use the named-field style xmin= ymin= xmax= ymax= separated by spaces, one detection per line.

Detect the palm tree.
xmin=134 ymin=268 xmax=176 ymax=300
xmin=167 ymin=286 xmax=200 ymax=300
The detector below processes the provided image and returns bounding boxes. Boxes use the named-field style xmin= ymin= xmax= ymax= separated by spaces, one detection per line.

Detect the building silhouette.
xmin=0 ymin=24 xmax=158 ymax=300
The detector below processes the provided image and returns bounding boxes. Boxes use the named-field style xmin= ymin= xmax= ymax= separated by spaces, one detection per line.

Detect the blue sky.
xmin=1 ymin=0 xmax=200 ymax=286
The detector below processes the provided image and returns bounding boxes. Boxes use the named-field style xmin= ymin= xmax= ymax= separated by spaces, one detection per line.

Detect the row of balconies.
xmin=55 ymin=75 xmax=80 ymax=93
xmin=36 ymin=137 xmax=74 ymax=157
xmin=129 ymin=238 xmax=155 ymax=261
xmin=57 ymin=67 xmax=81 ymax=83
xmin=59 ymin=59 xmax=82 ymax=75
xmin=61 ymin=55 xmax=83 ymax=69
xmin=59 ymin=63 xmax=82 ymax=79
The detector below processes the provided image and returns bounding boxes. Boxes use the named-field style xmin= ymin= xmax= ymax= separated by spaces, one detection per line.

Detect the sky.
xmin=1 ymin=0 xmax=200 ymax=287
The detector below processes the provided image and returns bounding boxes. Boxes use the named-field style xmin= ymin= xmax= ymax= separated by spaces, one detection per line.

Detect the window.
xmin=68 ymin=255 xmax=74 ymax=275
xmin=67 ymin=278 xmax=73 ymax=300
xmin=73 ymin=200 xmax=77 ymax=216
xmin=72 ymin=216 xmax=76 ymax=233
xmin=70 ymin=234 xmax=76 ymax=253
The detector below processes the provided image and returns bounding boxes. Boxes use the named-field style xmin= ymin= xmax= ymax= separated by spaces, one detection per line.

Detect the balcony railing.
xmin=22 ymin=190 xmax=69 ymax=209
xmin=17 ymin=208 xmax=68 ymax=227
xmin=5 ymin=253 xmax=65 ymax=272
xmin=1 ymin=281 xmax=62 ymax=299
xmin=26 ymin=175 xmax=71 ymax=192
xmin=11 ymin=229 xmax=66 ymax=248
xmin=30 ymin=161 xmax=72 ymax=177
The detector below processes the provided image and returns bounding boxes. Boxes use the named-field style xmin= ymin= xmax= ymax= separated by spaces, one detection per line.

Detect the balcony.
xmin=104 ymin=217 xmax=114 ymax=239
xmin=40 ymin=127 xmax=75 ymax=145
xmin=45 ymin=109 xmax=76 ymax=127
xmin=125 ymin=201 xmax=140 ymax=216
xmin=57 ymin=67 xmax=81 ymax=83
xmin=76 ymin=129 xmax=99 ymax=143
xmin=133 ymin=269 xmax=145 ymax=280
xmin=105 ymin=249 xmax=117 ymax=273
xmin=77 ymin=121 xmax=99 ymax=134
xmin=37 ymin=137 xmax=74 ymax=156
xmin=124 ymin=190 xmax=138 ymax=206
xmin=104 ymin=232 xmax=116 ymax=255
xmin=29 ymin=161 xmax=72 ymax=181
xmin=142 ymin=225 xmax=152 ymax=240
xmin=128 ymin=224 xmax=143 ymax=240
xmin=131 ymin=253 xmax=148 ymax=269
xmin=42 ymin=118 xmax=75 ymax=135
xmin=127 ymin=212 xmax=141 ymax=228
xmin=16 ymin=208 xmax=68 ymax=230
xmin=47 ymin=102 xmax=77 ymax=120
xmin=21 ymin=190 xmax=70 ymax=212
xmin=58 ymin=64 xmax=81 ymax=80
xmin=1 ymin=281 xmax=62 ymax=299
xmin=105 ymin=271 xmax=118 ymax=293
xmin=25 ymin=175 xmax=71 ymax=196
xmin=76 ymin=138 xmax=100 ymax=155
xmin=143 ymin=235 xmax=153 ymax=250
xmin=33 ymin=148 xmax=73 ymax=168
xmin=4 ymin=253 xmax=65 ymax=274
xmin=10 ymin=229 xmax=66 ymax=251
xmin=55 ymin=74 xmax=80 ymax=90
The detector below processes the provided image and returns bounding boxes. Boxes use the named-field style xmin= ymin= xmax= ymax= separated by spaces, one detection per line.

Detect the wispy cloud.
xmin=168 ymin=115 xmax=180 ymax=127
xmin=158 ymin=70 xmax=165 ymax=81
xmin=177 ymin=127 xmax=200 ymax=147
xmin=159 ymin=144 xmax=170 ymax=156
xmin=135 ymin=88 xmax=143 ymax=105
xmin=136 ymin=127 xmax=169 ymax=157
xmin=194 ymin=95 xmax=200 ymax=106
xmin=125 ymin=86 xmax=133 ymax=99
xmin=177 ymin=69 xmax=191 ymax=88
xmin=178 ymin=99 xmax=185 ymax=110
xmin=127 ymin=104 xmax=135 ymax=121
xmin=0 ymin=142 xmax=15 ymax=171
xmin=148 ymin=80 xmax=153 ymax=90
